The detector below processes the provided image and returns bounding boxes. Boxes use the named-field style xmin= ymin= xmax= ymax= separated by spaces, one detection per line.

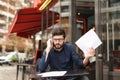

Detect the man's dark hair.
xmin=52 ymin=27 xmax=66 ymax=38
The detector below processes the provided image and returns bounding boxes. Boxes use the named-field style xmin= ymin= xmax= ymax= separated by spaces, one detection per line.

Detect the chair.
xmin=33 ymin=49 xmax=43 ymax=71
xmin=110 ymin=50 xmax=120 ymax=69
xmin=25 ymin=49 xmax=43 ymax=80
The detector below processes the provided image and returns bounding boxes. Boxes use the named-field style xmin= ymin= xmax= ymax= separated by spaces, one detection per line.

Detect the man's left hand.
xmin=85 ymin=47 xmax=95 ymax=58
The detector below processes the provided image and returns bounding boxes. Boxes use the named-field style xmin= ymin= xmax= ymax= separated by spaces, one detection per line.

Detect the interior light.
xmin=39 ymin=0 xmax=52 ymax=11
xmin=78 ymin=12 xmax=80 ymax=15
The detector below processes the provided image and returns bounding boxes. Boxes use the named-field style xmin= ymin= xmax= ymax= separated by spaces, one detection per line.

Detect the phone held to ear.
xmin=47 ymin=39 xmax=53 ymax=48
xmin=50 ymin=39 xmax=53 ymax=47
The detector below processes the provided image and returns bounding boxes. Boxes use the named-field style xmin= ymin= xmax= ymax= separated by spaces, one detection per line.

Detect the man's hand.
xmin=45 ymin=39 xmax=53 ymax=61
xmin=47 ymin=39 xmax=53 ymax=49
xmin=83 ymin=47 xmax=95 ymax=66
xmin=85 ymin=47 xmax=95 ymax=58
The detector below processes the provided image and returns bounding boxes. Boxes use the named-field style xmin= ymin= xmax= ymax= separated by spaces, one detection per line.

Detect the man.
xmin=39 ymin=27 xmax=95 ymax=80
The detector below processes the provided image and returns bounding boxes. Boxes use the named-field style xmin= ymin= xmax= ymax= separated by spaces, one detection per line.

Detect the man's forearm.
xmin=39 ymin=51 xmax=48 ymax=72
xmin=45 ymin=39 xmax=53 ymax=61
xmin=83 ymin=47 xmax=95 ymax=66
xmin=83 ymin=57 xmax=90 ymax=66
xmin=45 ymin=47 xmax=51 ymax=61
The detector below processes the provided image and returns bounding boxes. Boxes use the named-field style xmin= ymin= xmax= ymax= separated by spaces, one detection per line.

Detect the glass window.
xmin=109 ymin=0 xmax=120 ymax=7
xmin=61 ymin=6 xmax=69 ymax=12
xmin=100 ymin=0 xmax=120 ymax=71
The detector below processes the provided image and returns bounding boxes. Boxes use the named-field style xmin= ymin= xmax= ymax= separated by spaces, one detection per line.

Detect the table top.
xmin=64 ymin=70 xmax=89 ymax=77
xmin=17 ymin=63 xmax=34 ymax=66
xmin=10 ymin=63 xmax=35 ymax=67
xmin=30 ymin=70 xmax=89 ymax=79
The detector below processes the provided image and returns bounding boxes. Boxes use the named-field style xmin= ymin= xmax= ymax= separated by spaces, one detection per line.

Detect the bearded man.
xmin=39 ymin=27 xmax=95 ymax=80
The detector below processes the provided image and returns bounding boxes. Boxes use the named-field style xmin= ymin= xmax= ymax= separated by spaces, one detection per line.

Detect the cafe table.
xmin=13 ymin=63 xmax=35 ymax=80
xmin=30 ymin=70 xmax=89 ymax=80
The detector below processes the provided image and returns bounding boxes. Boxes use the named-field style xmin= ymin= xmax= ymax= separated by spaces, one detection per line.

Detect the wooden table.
xmin=30 ymin=70 xmax=89 ymax=80
xmin=15 ymin=63 xmax=35 ymax=80
xmin=64 ymin=70 xmax=89 ymax=77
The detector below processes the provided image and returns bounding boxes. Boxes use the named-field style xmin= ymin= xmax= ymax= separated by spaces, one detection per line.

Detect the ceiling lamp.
xmin=39 ymin=0 xmax=52 ymax=11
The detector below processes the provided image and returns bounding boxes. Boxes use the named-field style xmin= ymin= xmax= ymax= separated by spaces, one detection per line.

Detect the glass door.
xmin=98 ymin=0 xmax=120 ymax=80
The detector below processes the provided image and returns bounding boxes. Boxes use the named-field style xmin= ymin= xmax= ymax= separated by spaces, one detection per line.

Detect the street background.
xmin=0 ymin=65 xmax=22 ymax=80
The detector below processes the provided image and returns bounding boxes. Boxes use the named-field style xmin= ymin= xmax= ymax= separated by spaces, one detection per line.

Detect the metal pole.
xmin=46 ymin=7 xmax=49 ymax=39
xmin=112 ymin=23 xmax=115 ymax=50
xmin=95 ymin=0 xmax=103 ymax=80
xmin=97 ymin=54 xmax=103 ymax=80
xmin=32 ymin=35 xmax=36 ymax=56
xmin=59 ymin=0 xmax=62 ymax=27
xmin=106 ymin=0 xmax=110 ymax=62
xmin=41 ymin=11 xmax=44 ymax=50
xmin=69 ymin=0 xmax=76 ymax=44
xmin=52 ymin=0 xmax=55 ymax=27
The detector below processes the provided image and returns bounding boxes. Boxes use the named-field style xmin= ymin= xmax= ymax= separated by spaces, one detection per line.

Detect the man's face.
xmin=52 ymin=35 xmax=65 ymax=50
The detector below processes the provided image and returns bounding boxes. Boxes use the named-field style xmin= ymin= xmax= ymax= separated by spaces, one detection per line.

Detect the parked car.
xmin=25 ymin=56 xmax=34 ymax=64
xmin=0 ymin=52 xmax=18 ymax=65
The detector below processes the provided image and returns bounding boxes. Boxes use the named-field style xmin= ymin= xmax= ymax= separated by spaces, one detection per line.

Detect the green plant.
xmin=11 ymin=56 xmax=18 ymax=62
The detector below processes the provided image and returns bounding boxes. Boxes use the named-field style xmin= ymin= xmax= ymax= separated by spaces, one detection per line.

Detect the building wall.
xmin=0 ymin=0 xmax=33 ymax=55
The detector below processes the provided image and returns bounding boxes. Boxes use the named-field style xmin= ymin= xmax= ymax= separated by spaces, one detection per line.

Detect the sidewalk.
xmin=0 ymin=65 xmax=23 ymax=80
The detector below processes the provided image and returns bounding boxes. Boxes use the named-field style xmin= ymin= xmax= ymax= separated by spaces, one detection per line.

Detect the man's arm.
xmin=69 ymin=44 xmax=95 ymax=67
xmin=39 ymin=51 xmax=49 ymax=72
xmin=83 ymin=47 xmax=95 ymax=66
xmin=45 ymin=39 xmax=53 ymax=61
xmin=39 ymin=39 xmax=53 ymax=72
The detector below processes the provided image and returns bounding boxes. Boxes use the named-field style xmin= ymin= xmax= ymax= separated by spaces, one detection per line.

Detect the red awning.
xmin=7 ymin=7 xmax=59 ymax=38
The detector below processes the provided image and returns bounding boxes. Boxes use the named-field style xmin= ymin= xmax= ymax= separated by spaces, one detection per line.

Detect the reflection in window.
xmin=61 ymin=6 xmax=69 ymax=12
xmin=109 ymin=0 xmax=120 ymax=7
xmin=110 ymin=11 xmax=120 ymax=19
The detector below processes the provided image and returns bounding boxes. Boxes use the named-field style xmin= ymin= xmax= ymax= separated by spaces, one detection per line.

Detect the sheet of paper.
xmin=37 ymin=71 xmax=67 ymax=77
xmin=75 ymin=29 xmax=102 ymax=57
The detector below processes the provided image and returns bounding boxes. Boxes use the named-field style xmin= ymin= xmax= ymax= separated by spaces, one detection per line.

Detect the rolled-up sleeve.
xmin=39 ymin=50 xmax=49 ymax=72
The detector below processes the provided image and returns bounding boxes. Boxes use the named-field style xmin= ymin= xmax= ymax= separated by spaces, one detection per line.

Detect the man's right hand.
xmin=45 ymin=39 xmax=53 ymax=61
xmin=47 ymin=39 xmax=53 ymax=49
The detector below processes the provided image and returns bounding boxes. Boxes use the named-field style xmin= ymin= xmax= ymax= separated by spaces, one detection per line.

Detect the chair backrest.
xmin=110 ymin=50 xmax=120 ymax=68
xmin=33 ymin=49 xmax=43 ymax=64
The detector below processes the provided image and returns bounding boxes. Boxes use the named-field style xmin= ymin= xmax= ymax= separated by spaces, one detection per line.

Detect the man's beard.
xmin=53 ymin=43 xmax=64 ymax=50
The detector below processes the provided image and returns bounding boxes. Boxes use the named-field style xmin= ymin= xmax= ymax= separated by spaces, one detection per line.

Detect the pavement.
xmin=0 ymin=64 xmax=24 ymax=80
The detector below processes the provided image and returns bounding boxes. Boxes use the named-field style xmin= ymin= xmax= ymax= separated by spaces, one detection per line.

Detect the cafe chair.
xmin=33 ymin=49 xmax=43 ymax=71
xmin=29 ymin=49 xmax=43 ymax=80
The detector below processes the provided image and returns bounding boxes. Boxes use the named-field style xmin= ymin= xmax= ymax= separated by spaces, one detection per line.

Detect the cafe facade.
xmin=42 ymin=0 xmax=120 ymax=80
xmin=7 ymin=0 xmax=120 ymax=80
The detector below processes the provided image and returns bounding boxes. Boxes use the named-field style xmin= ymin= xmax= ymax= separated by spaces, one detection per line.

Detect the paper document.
xmin=75 ymin=29 xmax=102 ymax=57
xmin=37 ymin=71 xmax=67 ymax=77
